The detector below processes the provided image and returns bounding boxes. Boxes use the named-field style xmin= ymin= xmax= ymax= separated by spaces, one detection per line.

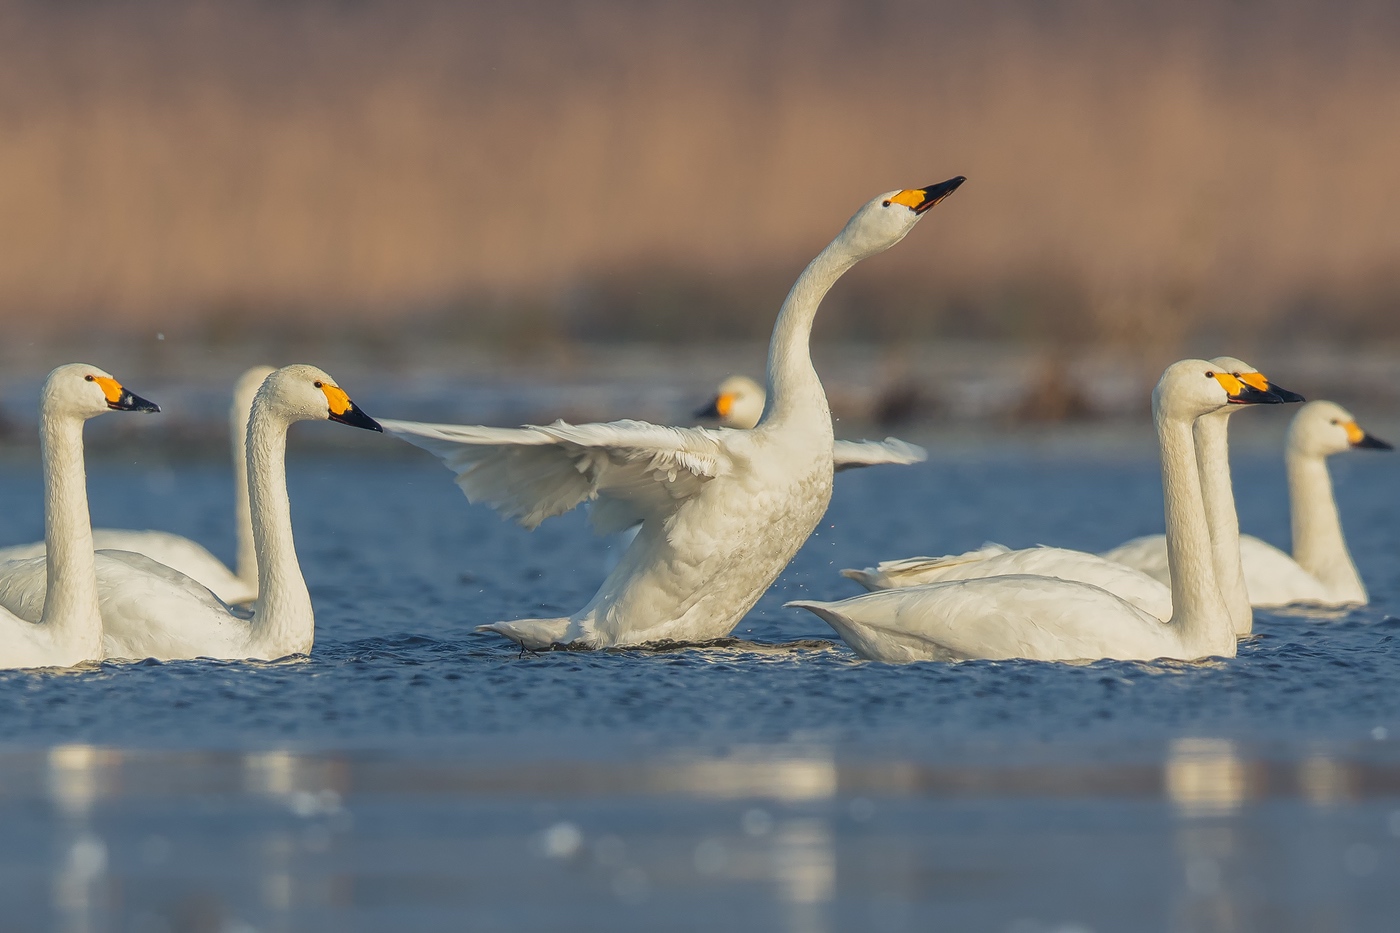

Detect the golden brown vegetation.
xmin=1 ymin=0 xmax=1398 ymax=353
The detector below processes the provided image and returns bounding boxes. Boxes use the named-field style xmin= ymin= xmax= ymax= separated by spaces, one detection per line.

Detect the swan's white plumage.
xmin=0 ymin=365 xmax=273 ymax=604
xmin=841 ymin=543 xmax=1173 ymax=621
xmin=0 ymin=364 xmax=383 ymax=661
xmin=0 ymin=364 xmax=160 ymax=669
xmin=790 ymin=360 xmax=1277 ymax=663
xmin=1103 ymin=398 xmax=1384 ymax=609
xmin=698 ymin=374 xmax=927 ymax=472
xmin=385 ymin=179 xmax=965 ymax=649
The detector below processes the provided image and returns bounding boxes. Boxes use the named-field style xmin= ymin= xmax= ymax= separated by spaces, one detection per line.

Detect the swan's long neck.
xmin=231 ymin=384 xmax=259 ymax=588
xmin=38 ymin=409 xmax=104 ymax=658
xmin=247 ymin=402 xmax=314 ymax=654
xmin=1286 ymin=445 xmax=1365 ymax=601
xmin=762 ymin=241 xmax=856 ymax=428
xmin=1193 ymin=411 xmax=1253 ymax=635
xmin=1158 ymin=408 xmax=1233 ymax=655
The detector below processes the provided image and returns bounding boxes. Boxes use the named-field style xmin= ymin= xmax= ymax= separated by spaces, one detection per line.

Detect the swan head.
xmin=835 ymin=177 xmax=965 ymax=260
xmin=1287 ymin=399 xmax=1392 ymax=458
xmin=1207 ymin=357 xmax=1306 ymax=411
xmin=1153 ymin=359 xmax=1291 ymax=422
xmin=258 ymin=364 xmax=383 ymax=432
xmin=44 ymin=363 xmax=160 ymax=420
xmin=695 ymin=375 xmax=765 ymax=429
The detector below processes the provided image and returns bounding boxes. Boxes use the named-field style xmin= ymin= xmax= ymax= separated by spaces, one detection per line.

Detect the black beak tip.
xmin=1358 ymin=434 xmax=1394 ymax=451
xmin=330 ymin=402 xmax=383 ymax=432
xmin=695 ymin=400 xmax=721 ymax=419
xmin=1230 ymin=385 xmax=1284 ymax=405
xmin=1267 ymin=384 xmax=1306 ymax=404
xmin=111 ymin=391 xmax=161 ymax=413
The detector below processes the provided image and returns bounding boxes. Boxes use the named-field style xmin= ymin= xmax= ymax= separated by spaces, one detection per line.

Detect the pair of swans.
xmin=1103 ymin=399 xmax=1390 ymax=608
xmin=0 ymin=364 xmax=382 ymax=669
xmin=0 ymin=365 xmax=273 ymax=604
xmin=384 ymin=178 xmax=966 ymax=649
xmin=839 ymin=358 xmax=1301 ymax=637
xmin=787 ymin=360 xmax=1294 ymax=663
xmin=696 ymin=374 xmax=927 ymax=471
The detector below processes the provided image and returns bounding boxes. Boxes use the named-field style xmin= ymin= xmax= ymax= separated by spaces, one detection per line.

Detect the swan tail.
xmin=476 ymin=617 xmax=574 ymax=650
xmin=840 ymin=568 xmax=884 ymax=591
xmin=784 ymin=600 xmax=845 ymax=628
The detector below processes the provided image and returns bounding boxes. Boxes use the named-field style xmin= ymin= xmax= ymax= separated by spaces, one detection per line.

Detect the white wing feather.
xmin=381 ymin=418 xmax=733 ymax=531
xmin=831 ymin=438 xmax=927 ymax=472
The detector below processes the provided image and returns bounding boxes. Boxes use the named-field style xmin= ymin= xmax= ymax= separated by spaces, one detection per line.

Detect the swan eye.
xmin=882 ymin=200 xmax=891 ymax=207
xmin=314 ymin=381 xmax=323 ymax=388
xmin=84 ymin=375 xmax=94 ymax=382
xmin=1204 ymin=371 xmax=1214 ymax=378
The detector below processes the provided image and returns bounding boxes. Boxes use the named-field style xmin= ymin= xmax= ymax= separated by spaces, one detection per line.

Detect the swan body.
xmin=1104 ymin=398 xmax=1388 ymax=608
xmin=696 ymin=374 xmax=926 ymax=472
xmin=789 ymin=361 xmax=1286 ymax=663
xmin=0 ymin=365 xmax=274 ymax=603
xmin=0 ymin=365 xmax=383 ymax=661
xmin=0 ymin=365 xmax=160 ymax=669
xmin=383 ymin=178 xmax=965 ymax=650
xmin=840 ymin=543 xmax=1174 ymax=621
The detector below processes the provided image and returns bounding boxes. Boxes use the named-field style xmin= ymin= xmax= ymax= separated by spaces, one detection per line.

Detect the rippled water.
xmin=0 ymin=440 xmax=1397 ymax=932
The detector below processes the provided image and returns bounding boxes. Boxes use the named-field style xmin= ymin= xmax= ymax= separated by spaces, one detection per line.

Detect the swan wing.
xmin=845 ymin=544 xmax=1173 ymax=621
xmin=841 ymin=543 xmax=1012 ymax=589
xmin=1236 ymin=534 xmax=1336 ymax=607
xmin=1099 ymin=534 xmax=1171 ymax=585
xmin=831 ymin=438 xmax=927 ymax=472
xmin=381 ymin=418 xmax=732 ymax=531
xmin=791 ymin=574 xmax=1181 ymax=663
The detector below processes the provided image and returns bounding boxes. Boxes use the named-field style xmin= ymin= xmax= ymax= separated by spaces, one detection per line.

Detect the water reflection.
xmin=47 ymin=745 xmax=119 ymax=933
xmin=1165 ymin=739 xmax=1247 ymax=817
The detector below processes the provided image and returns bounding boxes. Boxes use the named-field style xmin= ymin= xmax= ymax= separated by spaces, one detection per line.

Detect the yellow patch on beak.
xmin=1237 ymin=372 xmax=1270 ymax=392
xmin=92 ymin=376 xmax=124 ymax=405
xmin=1344 ymin=421 xmax=1366 ymax=445
xmin=716 ymin=393 xmax=735 ymax=418
xmin=321 ymin=383 xmax=352 ymax=416
xmin=1211 ymin=372 xmax=1246 ymax=397
xmin=887 ymin=189 xmax=927 ymax=210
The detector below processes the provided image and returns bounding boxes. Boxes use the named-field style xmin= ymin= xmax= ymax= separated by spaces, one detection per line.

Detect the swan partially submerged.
xmin=839 ymin=358 xmax=1301 ymax=636
xmin=0 ymin=365 xmax=383 ymax=661
xmin=788 ymin=361 xmax=1288 ymax=663
xmin=0 ymin=365 xmax=274 ymax=604
xmin=383 ymin=178 xmax=965 ymax=649
xmin=1104 ymin=397 xmax=1389 ymax=609
xmin=695 ymin=374 xmax=926 ymax=471
xmin=0 ymin=365 xmax=159 ymax=669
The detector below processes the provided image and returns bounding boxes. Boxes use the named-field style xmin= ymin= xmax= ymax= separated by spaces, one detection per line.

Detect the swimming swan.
xmin=844 ymin=359 xmax=1301 ymax=635
xmin=0 ymin=364 xmax=159 ymax=670
xmin=1104 ymin=397 xmax=1388 ymax=609
xmin=786 ymin=360 xmax=1286 ymax=663
xmin=0 ymin=365 xmax=382 ymax=661
xmin=0 ymin=365 xmax=274 ymax=603
xmin=381 ymin=178 xmax=966 ymax=649
xmin=696 ymin=374 xmax=927 ymax=471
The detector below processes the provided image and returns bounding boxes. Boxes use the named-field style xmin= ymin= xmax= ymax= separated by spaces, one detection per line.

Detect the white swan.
xmin=381 ymin=178 xmax=966 ymax=649
xmin=786 ymin=360 xmax=1286 ymax=663
xmin=1104 ymin=397 xmax=1388 ymax=609
xmin=695 ymin=374 xmax=927 ymax=471
xmin=0 ymin=364 xmax=160 ymax=669
xmin=844 ymin=357 xmax=1302 ymax=636
xmin=0 ymin=365 xmax=274 ymax=604
xmin=0 ymin=365 xmax=383 ymax=661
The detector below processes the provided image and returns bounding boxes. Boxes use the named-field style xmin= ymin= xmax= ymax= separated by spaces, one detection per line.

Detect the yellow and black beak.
xmin=320 ymin=383 xmax=383 ymax=432
xmin=1212 ymin=371 xmax=1284 ymax=405
xmin=93 ymin=376 xmax=160 ymax=413
xmin=694 ymin=393 xmax=734 ymax=420
xmin=1345 ymin=420 xmax=1393 ymax=450
xmin=888 ymin=176 xmax=966 ymax=214
xmin=1235 ymin=371 xmax=1305 ymax=404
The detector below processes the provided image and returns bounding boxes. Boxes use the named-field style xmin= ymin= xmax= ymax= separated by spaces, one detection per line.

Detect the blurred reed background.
xmin=1 ymin=0 xmax=1398 ymax=429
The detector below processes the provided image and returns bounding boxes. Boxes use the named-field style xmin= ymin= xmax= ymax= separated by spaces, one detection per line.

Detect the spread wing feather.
xmin=831 ymin=438 xmax=927 ymax=472
xmin=381 ymin=418 xmax=732 ymax=530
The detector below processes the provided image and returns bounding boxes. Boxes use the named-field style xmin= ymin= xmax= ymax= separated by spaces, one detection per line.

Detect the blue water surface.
xmin=0 ymin=436 xmax=1397 ymax=932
